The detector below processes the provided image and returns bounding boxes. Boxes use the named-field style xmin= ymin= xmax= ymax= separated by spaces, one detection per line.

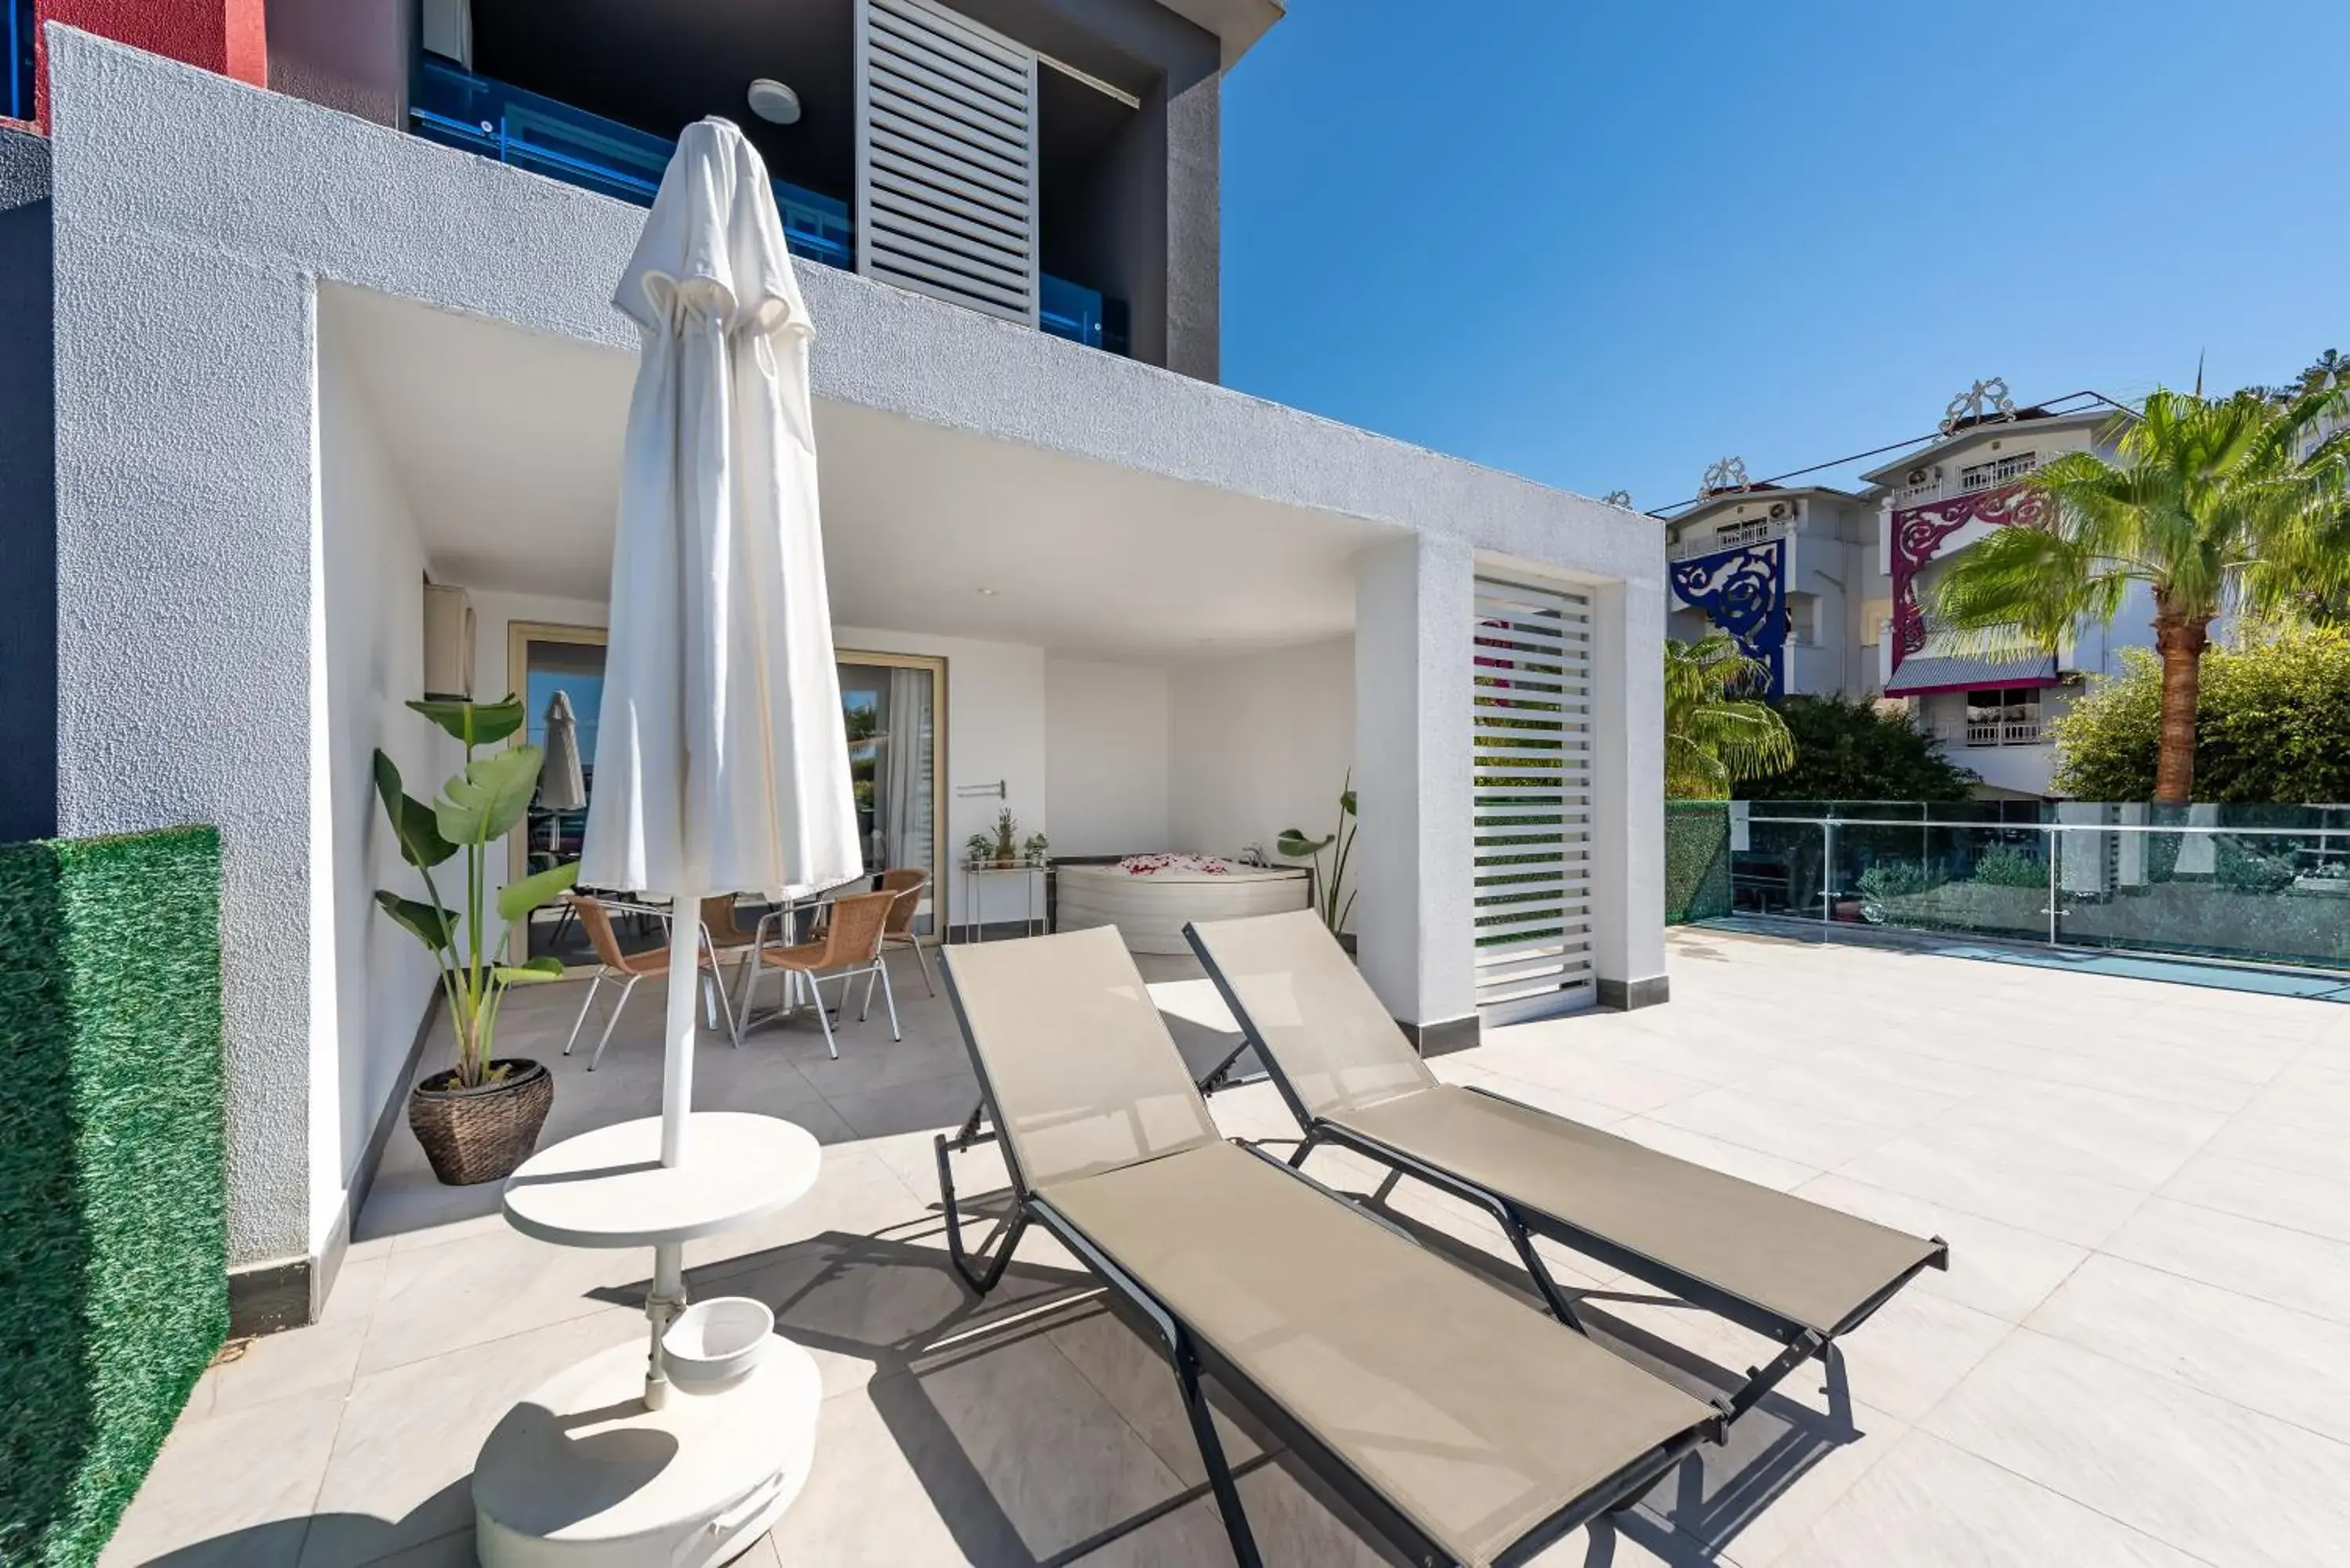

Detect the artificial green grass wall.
xmin=1665 ymin=802 xmax=1733 ymax=925
xmin=0 ymin=827 xmax=227 ymax=1568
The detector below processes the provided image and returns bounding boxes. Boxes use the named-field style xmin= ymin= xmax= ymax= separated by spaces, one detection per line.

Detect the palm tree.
xmin=2301 ymin=349 xmax=2348 ymax=395
xmin=1931 ymin=388 xmax=2348 ymax=802
xmin=1664 ymin=633 xmax=1794 ymax=799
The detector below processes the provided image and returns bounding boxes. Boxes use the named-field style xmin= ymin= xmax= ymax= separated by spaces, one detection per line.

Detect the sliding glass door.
xmin=504 ymin=627 xmax=945 ymax=956
xmin=837 ymin=652 xmax=944 ymax=934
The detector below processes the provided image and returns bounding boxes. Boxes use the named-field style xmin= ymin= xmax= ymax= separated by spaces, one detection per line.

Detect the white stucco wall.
xmin=1167 ymin=637 xmax=1355 ymax=887
xmin=44 ymin=29 xmax=1669 ymax=1268
xmin=316 ymin=335 xmax=448 ymax=1256
xmin=1044 ymin=656 xmax=1171 ymax=856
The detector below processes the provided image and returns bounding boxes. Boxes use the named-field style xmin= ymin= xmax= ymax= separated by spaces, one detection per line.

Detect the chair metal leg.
xmin=859 ymin=964 xmax=878 ymax=1023
xmin=811 ymin=973 xmax=839 ymax=1059
xmin=907 ymin=938 xmax=938 ymax=998
xmin=587 ymin=974 xmax=640 ymax=1070
xmin=562 ymin=973 xmax=604 ymax=1057
xmin=707 ymin=967 xmax=743 ymax=1050
xmin=877 ymin=959 xmax=901 ymax=1042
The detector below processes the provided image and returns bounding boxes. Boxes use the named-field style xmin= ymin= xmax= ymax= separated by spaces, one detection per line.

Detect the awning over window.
xmin=1884 ymin=651 xmax=2059 ymax=698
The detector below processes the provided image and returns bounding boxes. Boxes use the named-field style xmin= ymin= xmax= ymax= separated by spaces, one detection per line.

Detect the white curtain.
xmin=882 ymin=667 xmax=934 ymax=894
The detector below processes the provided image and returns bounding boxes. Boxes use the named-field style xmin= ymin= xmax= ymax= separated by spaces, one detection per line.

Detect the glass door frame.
xmin=505 ymin=627 xmax=949 ymax=907
xmin=836 ymin=648 xmax=949 ymax=917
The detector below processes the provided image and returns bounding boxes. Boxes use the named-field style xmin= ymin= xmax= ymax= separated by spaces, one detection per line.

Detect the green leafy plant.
xmin=964 ymin=831 xmax=997 ymax=868
xmin=1970 ymin=842 xmax=2048 ymax=888
xmin=1665 ymin=634 xmax=1795 ymax=799
xmin=2050 ymin=627 xmax=2350 ymax=803
xmin=1931 ymin=386 xmax=2350 ymax=802
xmin=1740 ymin=695 xmax=1977 ymax=802
xmin=1278 ymin=774 xmax=1358 ymax=934
xmin=2215 ymin=837 xmax=2298 ymax=894
xmin=1021 ymin=831 xmax=1050 ymax=866
xmin=374 ymin=695 xmax=577 ymax=1090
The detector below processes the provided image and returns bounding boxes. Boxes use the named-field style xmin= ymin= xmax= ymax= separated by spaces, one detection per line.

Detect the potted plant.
xmin=1021 ymin=831 xmax=1050 ymax=867
xmin=1278 ymin=774 xmax=1358 ymax=951
xmin=992 ymin=807 xmax=1021 ymax=867
xmin=374 ymin=694 xmax=580 ymax=1186
xmin=964 ymin=831 xmax=998 ymax=869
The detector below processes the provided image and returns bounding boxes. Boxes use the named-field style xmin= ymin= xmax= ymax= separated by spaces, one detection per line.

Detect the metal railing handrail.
xmin=1733 ymin=811 xmax=2350 ymax=840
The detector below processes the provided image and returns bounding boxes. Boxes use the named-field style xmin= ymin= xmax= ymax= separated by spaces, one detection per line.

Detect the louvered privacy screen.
xmin=855 ymin=0 xmax=1040 ymax=325
xmin=1473 ymin=576 xmax=1596 ymax=1021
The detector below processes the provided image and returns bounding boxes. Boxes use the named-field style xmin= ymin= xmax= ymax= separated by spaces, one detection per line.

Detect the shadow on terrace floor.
xmin=356 ymin=947 xmax=1256 ymax=1245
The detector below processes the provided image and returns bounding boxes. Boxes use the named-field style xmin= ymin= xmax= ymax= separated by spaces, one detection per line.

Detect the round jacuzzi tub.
xmin=1055 ymin=855 xmax=1311 ymax=954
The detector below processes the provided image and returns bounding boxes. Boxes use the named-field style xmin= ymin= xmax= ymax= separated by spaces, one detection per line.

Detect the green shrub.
xmin=1740 ymin=695 xmax=1977 ymax=802
xmin=2215 ymin=837 xmax=2298 ymax=894
xmin=1971 ymin=842 xmax=2049 ymax=887
xmin=2051 ymin=627 xmax=2350 ymax=801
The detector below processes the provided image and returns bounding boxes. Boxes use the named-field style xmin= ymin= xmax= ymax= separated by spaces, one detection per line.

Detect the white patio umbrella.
xmin=537 ymin=690 xmax=588 ymax=854
xmin=580 ymin=117 xmax=861 ymax=1172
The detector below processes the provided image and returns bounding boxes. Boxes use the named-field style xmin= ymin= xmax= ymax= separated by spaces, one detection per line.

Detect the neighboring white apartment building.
xmin=1861 ymin=392 xmax=2142 ymax=799
xmin=1663 ymin=387 xmax=2149 ymax=800
xmin=2 ymin=8 xmax=1672 ymax=1325
xmin=1662 ymin=466 xmax=1882 ymax=702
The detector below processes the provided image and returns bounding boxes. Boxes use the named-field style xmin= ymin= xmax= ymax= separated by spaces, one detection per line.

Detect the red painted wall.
xmin=33 ymin=0 xmax=267 ymax=127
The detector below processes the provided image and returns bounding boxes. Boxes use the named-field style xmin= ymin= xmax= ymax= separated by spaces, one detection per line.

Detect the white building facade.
xmin=1663 ymin=388 xmax=2149 ymax=800
xmin=12 ymin=17 xmax=1671 ymax=1323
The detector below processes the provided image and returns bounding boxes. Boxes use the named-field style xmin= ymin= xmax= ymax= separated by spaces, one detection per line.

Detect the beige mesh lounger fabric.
xmin=1185 ymin=909 xmax=1948 ymax=1417
xmin=935 ymin=927 xmax=1726 ymax=1568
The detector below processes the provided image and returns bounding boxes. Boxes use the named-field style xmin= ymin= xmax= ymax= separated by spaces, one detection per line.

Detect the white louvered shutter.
xmin=854 ymin=0 xmax=1039 ymax=326
xmin=1472 ymin=576 xmax=1596 ymax=1021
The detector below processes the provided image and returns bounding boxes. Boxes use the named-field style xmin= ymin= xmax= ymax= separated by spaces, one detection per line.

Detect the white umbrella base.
xmin=474 ymin=1335 xmax=821 ymax=1568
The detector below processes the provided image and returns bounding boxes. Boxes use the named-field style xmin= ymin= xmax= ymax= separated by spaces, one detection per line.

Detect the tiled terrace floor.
xmin=107 ymin=927 xmax=2350 ymax=1567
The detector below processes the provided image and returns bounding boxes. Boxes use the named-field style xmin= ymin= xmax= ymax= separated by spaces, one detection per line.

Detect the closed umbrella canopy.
xmin=581 ymin=117 xmax=862 ymax=1168
xmin=539 ymin=690 xmax=588 ymax=815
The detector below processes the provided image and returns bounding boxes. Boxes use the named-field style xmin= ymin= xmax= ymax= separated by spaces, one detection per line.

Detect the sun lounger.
xmin=1184 ymin=909 xmax=1949 ymax=1419
xmin=932 ymin=927 xmax=1728 ymax=1568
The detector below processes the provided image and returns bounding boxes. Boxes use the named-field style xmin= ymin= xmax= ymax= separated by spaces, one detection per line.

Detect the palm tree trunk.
xmin=2150 ymin=613 xmax=2209 ymax=804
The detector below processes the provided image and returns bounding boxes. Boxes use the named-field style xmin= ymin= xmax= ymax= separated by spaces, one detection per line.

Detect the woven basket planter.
xmin=409 ymin=1060 xmax=554 ymax=1186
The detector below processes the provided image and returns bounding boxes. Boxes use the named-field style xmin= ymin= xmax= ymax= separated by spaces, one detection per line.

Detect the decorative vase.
xmin=408 ymin=1059 xmax=555 ymax=1186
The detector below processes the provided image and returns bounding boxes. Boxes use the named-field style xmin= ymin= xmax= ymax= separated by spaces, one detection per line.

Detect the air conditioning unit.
xmin=1905 ymin=467 xmax=1929 ymax=486
xmin=422 ymin=583 xmax=475 ymax=700
xmin=1767 ymin=501 xmax=1790 ymax=520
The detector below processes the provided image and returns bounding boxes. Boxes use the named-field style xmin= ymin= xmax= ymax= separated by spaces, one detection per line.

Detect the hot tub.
xmin=1055 ymin=855 xmax=1312 ymax=954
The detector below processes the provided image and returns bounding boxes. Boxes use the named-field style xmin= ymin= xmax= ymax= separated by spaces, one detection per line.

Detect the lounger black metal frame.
xmin=931 ymin=966 xmax=1727 ymax=1568
xmin=1184 ymin=931 xmax=1950 ymax=1422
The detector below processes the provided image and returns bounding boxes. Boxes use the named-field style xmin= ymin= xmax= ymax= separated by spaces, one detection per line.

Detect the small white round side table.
xmin=474 ymin=1113 xmax=823 ymax=1568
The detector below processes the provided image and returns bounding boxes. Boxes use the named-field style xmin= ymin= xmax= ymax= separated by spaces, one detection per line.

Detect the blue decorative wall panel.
xmin=1669 ymin=537 xmax=1788 ymax=698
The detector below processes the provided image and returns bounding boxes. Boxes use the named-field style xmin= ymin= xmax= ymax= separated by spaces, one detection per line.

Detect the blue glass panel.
xmin=410 ymin=57 xmax=852 ymax=272
xmin=1039 ymin=273 xmax=1130 ymax=356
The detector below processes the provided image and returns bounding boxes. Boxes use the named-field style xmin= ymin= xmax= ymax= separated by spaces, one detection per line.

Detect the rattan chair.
xmin=559 ymin=894 xmax=743 ymax=1069
xmin=739 ymin=888 xmax=902 ymax=1057
xmin=876 ymin=867 xmax=936 ymax=998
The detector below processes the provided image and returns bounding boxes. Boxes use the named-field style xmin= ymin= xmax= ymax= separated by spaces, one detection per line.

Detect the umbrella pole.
xmin=643 ymin=898 xmax=700 ymax=1408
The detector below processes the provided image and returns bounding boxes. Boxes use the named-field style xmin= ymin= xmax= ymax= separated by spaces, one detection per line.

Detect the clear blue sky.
xmin=1220 ymin=2 xmax=2350 ymax=513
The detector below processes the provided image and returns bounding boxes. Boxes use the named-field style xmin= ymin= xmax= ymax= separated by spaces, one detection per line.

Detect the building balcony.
xmin=1937 ymin=718 xmax=2044 ymax=747
xmin=1888 ymin=453 xmax=2041 ymax=511
xmin=1667 ymin=513 xmax=1795 ymax=562
xmin=407 ymin=58 xmax=1128 ymax=357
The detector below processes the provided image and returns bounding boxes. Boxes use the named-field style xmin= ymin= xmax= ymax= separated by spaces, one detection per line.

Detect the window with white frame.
xmin=1962 ymin=687 xmax=2042 ymax=745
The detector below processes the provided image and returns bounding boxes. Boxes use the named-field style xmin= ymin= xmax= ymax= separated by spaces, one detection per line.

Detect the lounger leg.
xmin=587 ymin=975 xmax=639 ymax=1071
xmin=1730 ymin=1328 xmax=1832 ymax=1422
xmin=562 ymin=973 xmax=603 ymax=1057
xmin=935 ymin=1133 xmax=1028 ymax=1295
xmin=1495 ymin=1204 xmax=1585 ymax=1334
xmin=1286 ymin=1132 xmax=1321 ymax=1170
xmin=1173 ymin=1339 xmax=1264 ymax=1568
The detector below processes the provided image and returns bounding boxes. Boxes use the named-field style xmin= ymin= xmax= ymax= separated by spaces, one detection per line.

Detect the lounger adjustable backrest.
xmin=942 ymin=926 xmax=1223 ymax=1190
xmin=1188 ymin=909 xmax=1435 ymax=1120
